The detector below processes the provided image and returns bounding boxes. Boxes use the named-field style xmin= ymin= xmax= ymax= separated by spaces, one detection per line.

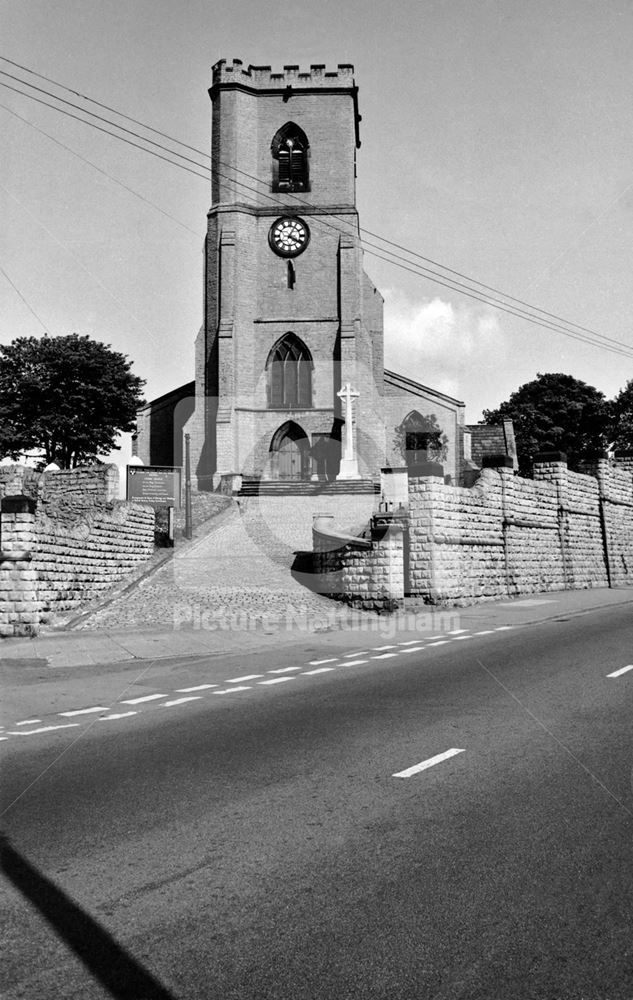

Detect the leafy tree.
xmin=610 ymin=378 xmax=633 ymax=452
xmin=482 ymin=372 xmax=610 ymax=475
xmin=0 ymin=334 xmax=145 ymax=468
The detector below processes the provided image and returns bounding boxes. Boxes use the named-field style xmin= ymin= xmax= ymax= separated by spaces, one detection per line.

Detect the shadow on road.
xmin=1 ymin=834 xmax=176 ymax=999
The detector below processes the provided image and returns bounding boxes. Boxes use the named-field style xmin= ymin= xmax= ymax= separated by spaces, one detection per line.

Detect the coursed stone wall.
xmin=38 ymin=465 xmax=120 ymax=522
xmin=0 ymin=464 xmax=155 ymax=636
xmin=0 ymin=465 xmax=40 ymax=500
xmin=32 ymin=505 xmax=155 ymax=621
xmin=312 ymin=514 xmax=404 ymax=611
xmin=0 ymin=464 xmax=119 ymax=514
xmin=407 ymin=456 xmax=633 ymax=604
xmin=584 ymin=457 xmax=633 ymax=587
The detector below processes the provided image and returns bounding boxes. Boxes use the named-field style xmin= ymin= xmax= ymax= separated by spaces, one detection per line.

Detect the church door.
xmin=278 ymin=435 xmax=303 ymax=479
xmin=272 ymin=423 xmax=311 ymax=481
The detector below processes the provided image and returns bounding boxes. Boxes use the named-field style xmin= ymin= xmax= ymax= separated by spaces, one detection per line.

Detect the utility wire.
xmin=361 ymin=248 xmax=633 ymax=359
xmin=0 ymin=66 xmax=622 ymax=343
xmin=0 ymin=177 xmax=160 ymax=342
xmin=0 ymin=81 xmax=211 ymax=182
xmin=4 ymin=55 xmax=628 ymax=356
xmin=1 ymin=102 xmax=201 ymax=237
xmin=0 ymin=70 xmax=209 ymax=172
xmin=0 ymin=263 xmax=50 ymax=334
xmin=0 ymin=55 xmax=206 ymax=157
xmin=3 ymin=62 xmax=633 ymax=359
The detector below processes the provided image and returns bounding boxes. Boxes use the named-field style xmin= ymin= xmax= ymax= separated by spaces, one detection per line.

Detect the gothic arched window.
xmin=401 ymin=411 xmax=446 ymax=465
xmin=271 ymin=123 xmax=310 ymax=192
xmin=266 ymin=334 xmax=313 ymax=409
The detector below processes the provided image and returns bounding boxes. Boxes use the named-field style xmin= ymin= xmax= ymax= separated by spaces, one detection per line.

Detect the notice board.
xmin=126 ymin=465 xmax=182 ymax=507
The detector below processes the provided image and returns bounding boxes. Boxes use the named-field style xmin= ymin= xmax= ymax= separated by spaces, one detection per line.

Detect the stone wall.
xmin=0 ymin=464 xmax=155 ymax=636
xmin=0 ymin=464 xmax=119 ymax=515
xmin=614 ymin=452 xmax=633 ymax=476
xmin=466 ymin=420 xmax=517 ymax=470
xmin=407 ymin=455 xmax=633 ymax=604
xmin=0 ymin=465 xmax=40 ymax=500
xmin=581 ymin=457 xmax=633 ymax=587
xmin=312 ymin=514 xmax=404 ymax=611
xmin=38 ymin=465 xmax=120 ymax=522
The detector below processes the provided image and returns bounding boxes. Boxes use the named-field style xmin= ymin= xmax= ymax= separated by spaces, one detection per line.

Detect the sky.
xmin=3 ymin=0 xmax=633 ymax=460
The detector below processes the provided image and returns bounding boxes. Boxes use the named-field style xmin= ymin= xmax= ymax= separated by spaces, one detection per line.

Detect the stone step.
xmin=239 ymin=479 xmax=379 ymax=497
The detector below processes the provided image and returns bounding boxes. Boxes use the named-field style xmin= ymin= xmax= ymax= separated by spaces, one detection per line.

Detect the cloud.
xmin=383 ymin=289 xmax=505 ymax=405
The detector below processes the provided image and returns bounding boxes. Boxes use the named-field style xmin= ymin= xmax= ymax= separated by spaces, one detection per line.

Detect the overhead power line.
xmin=2 ymin=56 xmax=633 ymax=361
xmin=0 ymin=263 xmax=50 ymax=334
xmin=0 ymin=73 xmax=210 ymax=175
xmin=1 ymin=102 xmax=201 ymax=237
xmin=5 ymin=56 xmax=629 ymax=355
xmin=0 ymin=55 xmax=206 ymax=157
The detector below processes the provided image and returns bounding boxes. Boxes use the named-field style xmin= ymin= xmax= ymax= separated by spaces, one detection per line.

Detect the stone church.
xmin=135 ymin=60 xmax=508 ymax=491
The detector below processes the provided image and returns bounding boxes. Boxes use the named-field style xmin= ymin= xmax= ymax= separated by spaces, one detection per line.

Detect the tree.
xmin=0 ymin=334 xmax=145 ymax=468
xmin=482 ymin=373 xmax=610 ymax=475
xmin=610 ymin=378 xmax=633 ymax=452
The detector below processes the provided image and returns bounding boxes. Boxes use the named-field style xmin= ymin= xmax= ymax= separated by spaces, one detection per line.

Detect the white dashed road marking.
xmin=607 ymin=664 xmax=633 ymax=678
xmin=9 ymin=723 xmax=80 ymax=736
xmin=176 ymin=684 xmax=218 ymax=692
xmin=121 ymin=694 xmax=167 ymax=705
xmin=393 ymin=748 xmax=466 ymax=778
xmin=2 ymin=623 xmax=528 ymax=744
xmin=59 ymin=706 xmax=109 ymax=717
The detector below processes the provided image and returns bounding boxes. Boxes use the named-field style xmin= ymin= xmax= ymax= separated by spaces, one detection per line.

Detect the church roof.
xmin=137 ymin=381 xmax=195 ymax=413
xmin=384 ymin=368 xmax=464 ymax=408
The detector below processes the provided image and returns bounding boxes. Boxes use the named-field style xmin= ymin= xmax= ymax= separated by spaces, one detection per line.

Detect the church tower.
xmin=186 ymin=59 xmax=385 ymax=489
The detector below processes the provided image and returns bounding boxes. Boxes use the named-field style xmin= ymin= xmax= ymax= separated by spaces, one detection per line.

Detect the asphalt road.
xmin=1 ymin=604 xmax=632 ymax=999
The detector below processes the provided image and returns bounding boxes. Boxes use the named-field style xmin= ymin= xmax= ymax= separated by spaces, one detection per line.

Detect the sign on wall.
xmin=126 ymin=465 xmax=182 ymax=507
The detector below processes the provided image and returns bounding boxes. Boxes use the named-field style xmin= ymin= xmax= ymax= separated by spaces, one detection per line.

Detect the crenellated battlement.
xmin=211 ymin=58 xmax=355 ymax=89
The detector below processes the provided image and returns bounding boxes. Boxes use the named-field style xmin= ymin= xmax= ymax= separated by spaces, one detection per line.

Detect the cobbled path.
xmin=75 ymin=494 xmax=376 ymax=631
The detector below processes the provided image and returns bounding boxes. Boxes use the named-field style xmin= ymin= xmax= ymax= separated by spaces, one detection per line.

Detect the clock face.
xmin=269 ymin=217 xmax=310 ymax=257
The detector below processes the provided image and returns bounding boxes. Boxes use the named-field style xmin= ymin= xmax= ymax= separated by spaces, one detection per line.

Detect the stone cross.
xmin=336 ymin=382 xmax=361 ymax=480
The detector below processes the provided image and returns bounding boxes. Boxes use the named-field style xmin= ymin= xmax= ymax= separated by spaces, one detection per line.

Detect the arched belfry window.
xmin=271 ymin=123 xmax=310 ymax=192
xmin=267 ymin=333 xmax=313 ymax=408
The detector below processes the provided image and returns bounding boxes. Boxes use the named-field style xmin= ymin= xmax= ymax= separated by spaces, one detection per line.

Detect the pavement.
xmin=1 ymin=585 xmax=632 ymax=670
